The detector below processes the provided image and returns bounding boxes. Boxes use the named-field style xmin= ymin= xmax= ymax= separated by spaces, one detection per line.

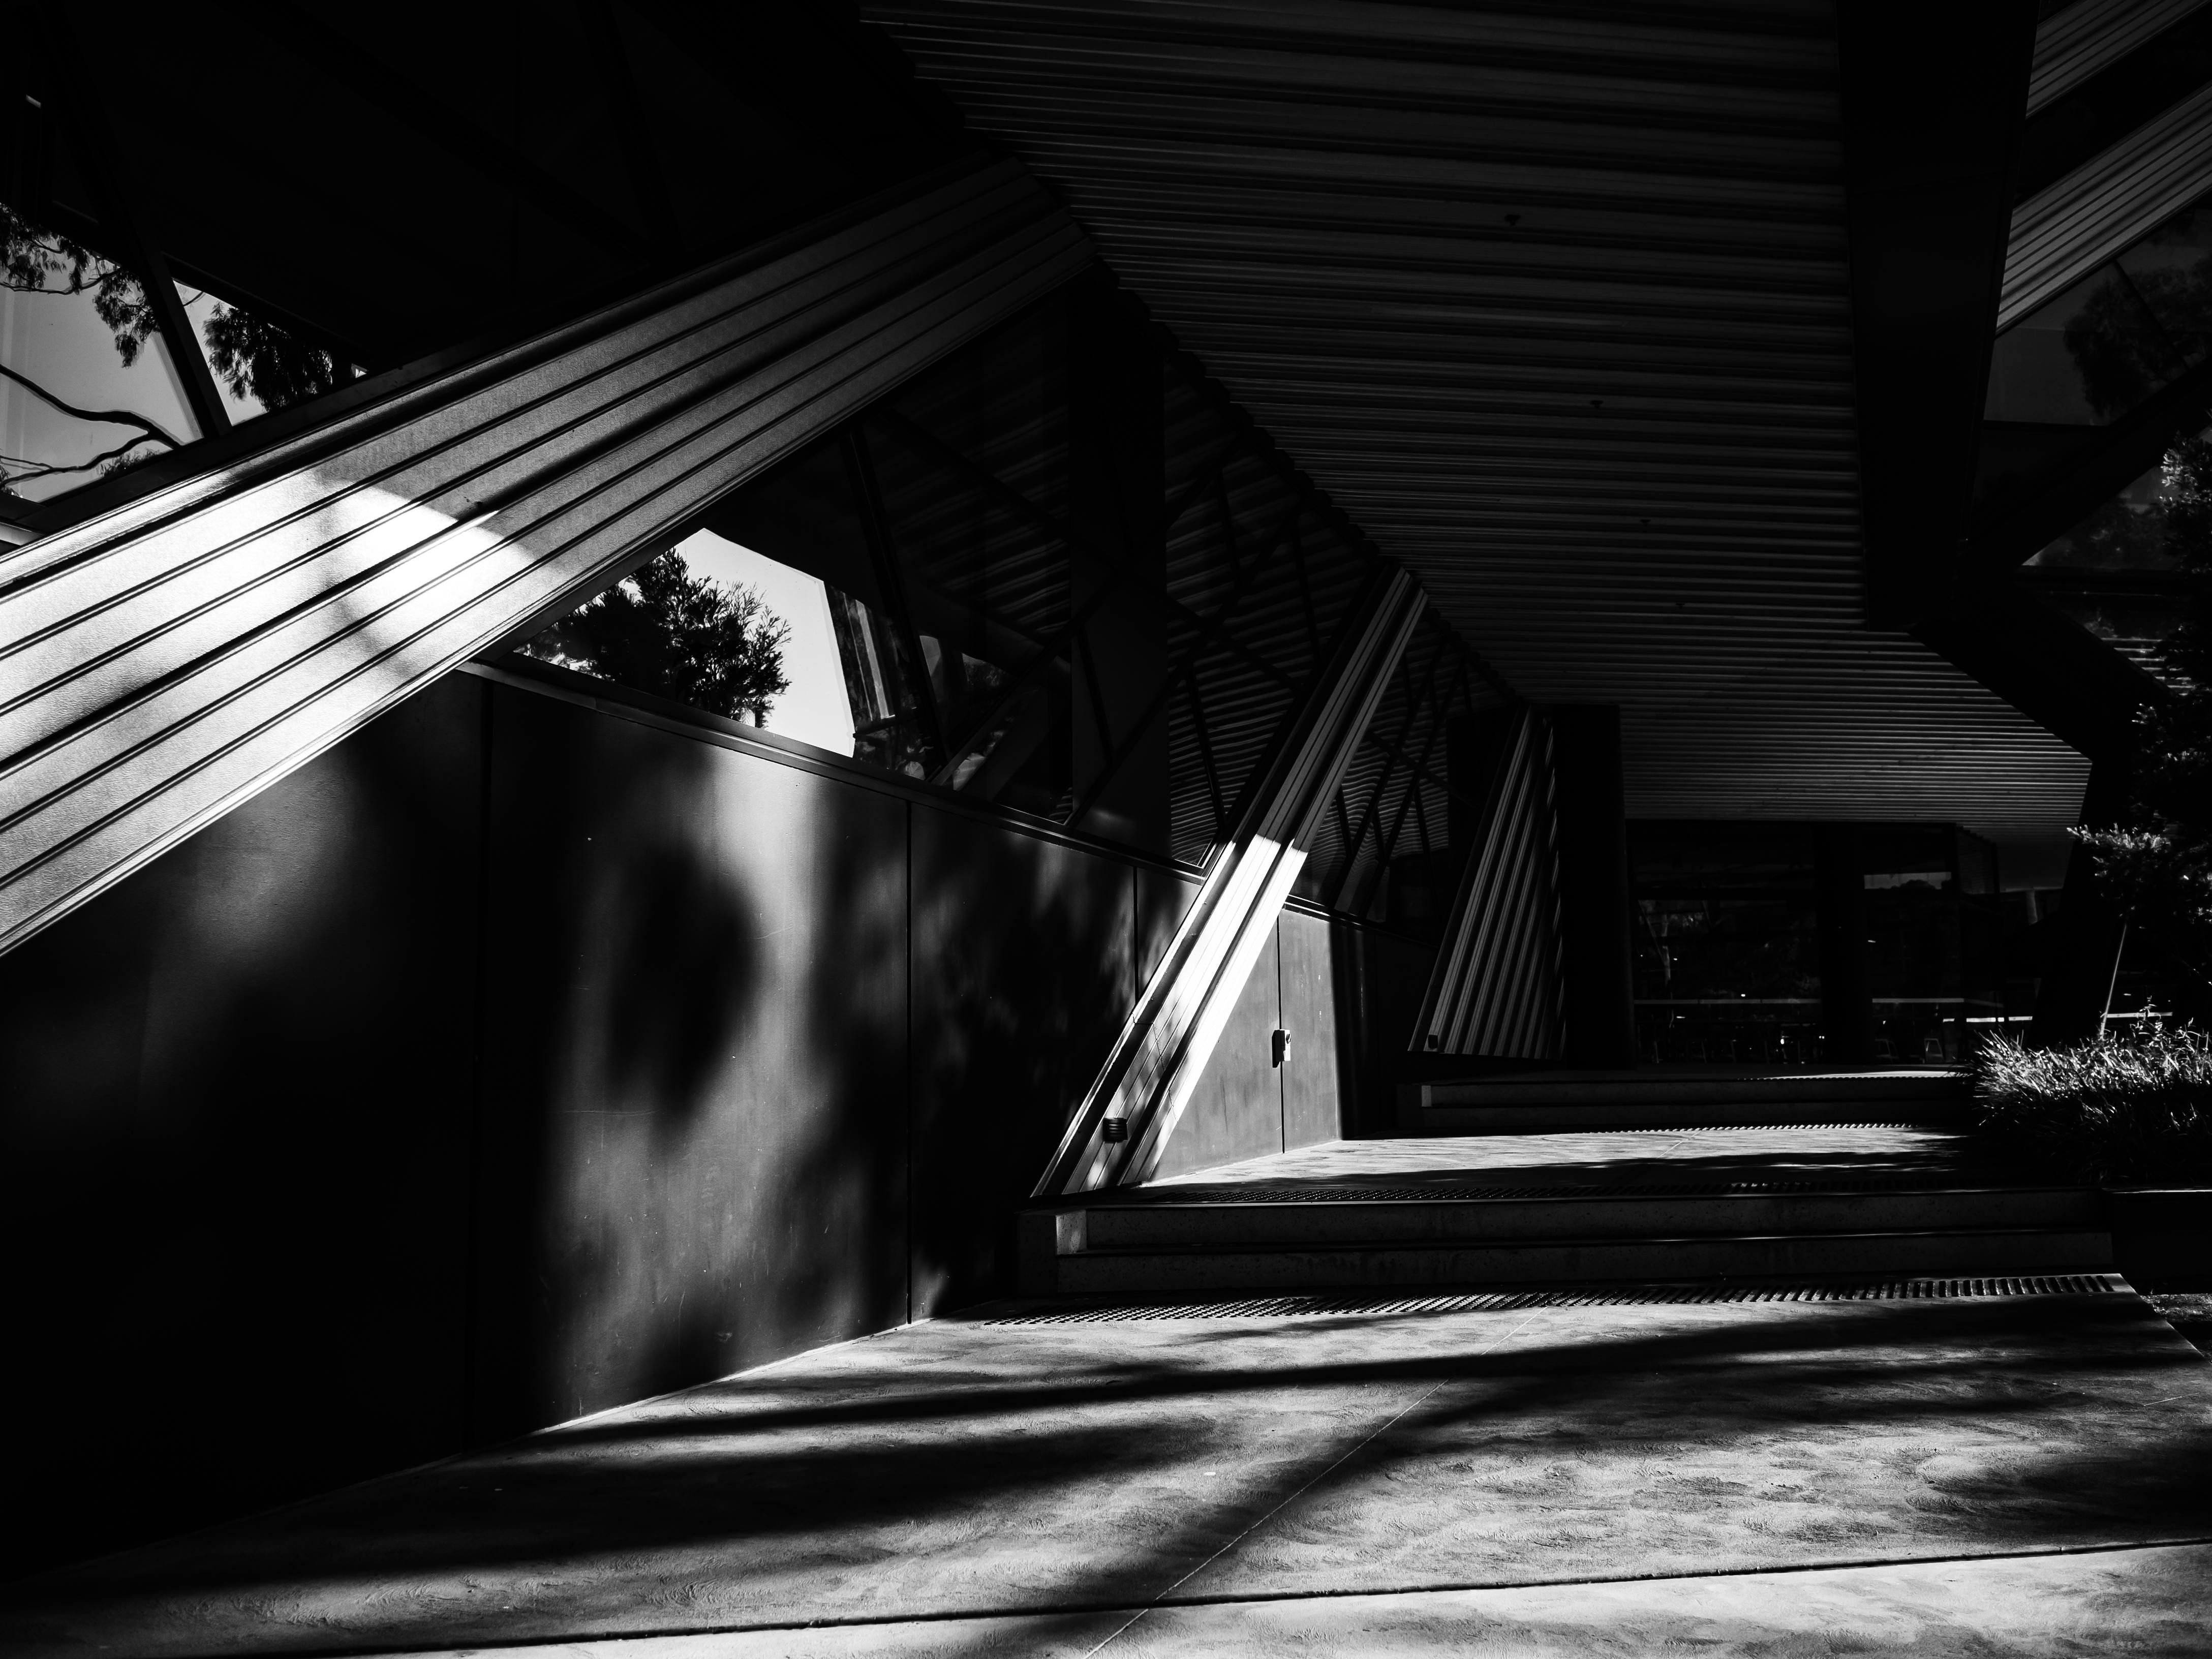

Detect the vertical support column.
xmin=1068 ymin=274 xmax=1169 ymax=853
xmin=1817 ymin=825 xmax=1873 ymax=1065
xmin=1552 ymin=705 xmax=1636 ymax=1067
xmin=1035 ymin=567 xmax=1426 ymax=1196
xmin=2032 ymin=759 xmax=2130 ymax=1047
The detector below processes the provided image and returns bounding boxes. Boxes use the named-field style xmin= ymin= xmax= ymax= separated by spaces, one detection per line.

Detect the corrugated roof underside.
xmin=868 ymin=0 xmax=2089 ymax=840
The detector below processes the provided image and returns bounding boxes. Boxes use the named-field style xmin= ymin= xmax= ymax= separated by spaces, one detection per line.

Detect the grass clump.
xmin=1975 ymin=1024 xmax=2212 ymax=1182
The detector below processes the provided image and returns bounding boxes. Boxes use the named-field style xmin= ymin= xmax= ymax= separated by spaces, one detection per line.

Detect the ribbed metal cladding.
xmin=2003 ymin=77 xmax=2212 ymax=328
xmin=0 ymin=159 xmax=1090 ymax=957
xmin=868 ymin=1 xmax=2091 ymax=844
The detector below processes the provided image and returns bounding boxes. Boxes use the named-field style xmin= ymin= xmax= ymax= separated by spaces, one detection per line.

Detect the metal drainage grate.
xmin=979 ymin=1275 xmax=2127 ymax=1324
xmin=1117 ymin=1175 xmax=2004 ymax=1205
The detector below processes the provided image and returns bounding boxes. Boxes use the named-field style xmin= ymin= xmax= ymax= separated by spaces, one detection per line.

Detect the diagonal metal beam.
xmin=1334 ymin=636 xmax=1458 ymax=913
xmin=1037 ymin=565 xmax=1426 ymax=1197
xmin=1366 ymin=651 xmax=1469 ymax=898
xmin=1163 ymin=429 xmax=1248 ymax=535
xmin=1065 ymin=498 xmax=1305 ymax=828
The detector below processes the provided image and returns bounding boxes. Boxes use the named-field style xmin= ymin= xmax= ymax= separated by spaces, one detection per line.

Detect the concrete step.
xmin=1073 ymin=1186 xmax=2101 ymax=1249
xmin=1402 ymin=1068 xmax=1972 ymax=1133
xmin=1034 ymin=1226 xmax=2116 ymax=1296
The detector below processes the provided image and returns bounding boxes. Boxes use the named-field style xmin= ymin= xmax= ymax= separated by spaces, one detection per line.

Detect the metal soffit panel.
xmin=867 ymin=0 xmax=2088 ymax=842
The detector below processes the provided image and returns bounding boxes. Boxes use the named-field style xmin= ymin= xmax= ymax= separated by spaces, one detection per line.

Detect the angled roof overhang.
xmin=865 ymin=0 xmax=2092 ymax=848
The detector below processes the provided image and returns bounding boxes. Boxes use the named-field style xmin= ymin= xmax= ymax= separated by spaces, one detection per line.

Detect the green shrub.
xmin=1975 ymin=1025 xmax=2212 ymax=1182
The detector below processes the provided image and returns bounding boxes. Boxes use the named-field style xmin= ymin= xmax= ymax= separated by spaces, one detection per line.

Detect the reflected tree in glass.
xmin=2063 ymin=270 xmax=2189 ymax=420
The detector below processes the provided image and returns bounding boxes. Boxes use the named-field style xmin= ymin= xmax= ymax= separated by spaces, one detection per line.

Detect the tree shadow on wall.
xmin=641 ymin=774 xmax=911 ymax=1396
xmin=475 ymin=689 xmax=773 ymax=1437
xmin=905 ymin=810 xmax=1149 ymax=1314
xmin=480 ymin=675 xmax=942 ymax=1442
xmin=599 ymin=841 xmax=757 ymax=1140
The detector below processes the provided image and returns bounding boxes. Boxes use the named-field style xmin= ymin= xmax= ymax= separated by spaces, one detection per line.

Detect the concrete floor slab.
xmin=5 ymin=1285 xmax=2208 ymax=1657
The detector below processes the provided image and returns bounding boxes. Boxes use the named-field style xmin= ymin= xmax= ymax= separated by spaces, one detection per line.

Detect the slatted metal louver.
xmin=1412 ymin=705 xmax=1565 ymax=1060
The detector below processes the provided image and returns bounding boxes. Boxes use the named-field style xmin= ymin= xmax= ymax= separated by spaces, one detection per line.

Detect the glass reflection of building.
xmin=1631 ymin=822 xmax=2011 ymax=1066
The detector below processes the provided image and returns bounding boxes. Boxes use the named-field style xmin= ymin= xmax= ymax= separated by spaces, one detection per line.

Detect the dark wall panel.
xmin=908 ymin=806 xmax=1135 ymax=1314
xmin=1135 ymin=864 xmax=1201 ymax=984
xmin=3 ymin=665 xmax=1373 ymax=1577
xmin=1155 ymin=928 xmax=1282 ymax=1178
xmin=1353 ymin=925 xmax=1440 ymax=1134
xmin=475 ymin=686 xmax=910 ymax=1435
xmin=1553 ymin=705 xmax=1637 ymax=1066
xmin=1278 ymin=909 xmax=1345 ymax=1150
xmin=0 ymin=678 xmax=483 ymax=1576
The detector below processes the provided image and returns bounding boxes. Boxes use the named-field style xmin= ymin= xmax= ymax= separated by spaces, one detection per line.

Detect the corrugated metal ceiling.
xmin=866 ymin=0 xmax=2090 ymax=849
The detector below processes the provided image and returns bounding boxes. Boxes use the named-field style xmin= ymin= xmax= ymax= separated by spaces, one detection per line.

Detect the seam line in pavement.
xmin=1080 ymin=1306 xmax=1553 ymax=1654
xmin=253 ymin=1535 xmax=2212 ymax=1658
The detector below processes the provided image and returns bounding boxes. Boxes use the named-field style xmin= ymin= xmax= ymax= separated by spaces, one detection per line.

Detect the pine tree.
xmin=521 ymin=550 xmax=791 ymax=725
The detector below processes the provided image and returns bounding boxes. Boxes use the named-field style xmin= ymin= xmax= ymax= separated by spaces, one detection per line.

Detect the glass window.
xmin=516 ymin=528 xmax=856 ymax=753
xmin=507 ymin=296 xmax=1092 ymax=819
xmin=2 ymin=202 xmax=204 ymax=510
xmin=1863 ymin=826 xmax=2003 ymax=1063
xmin=1986 ymin=261 xmax=2183 ymax=424
xmin=2015 ymin=436 xmax=2199 ymax=675
xmin=4 ymin=197 xmax=351 ymax=523
xmin=1629 ymin=823 xmax=1822 ymax=1064
xmin=2023 ymin=450 xmax=2184 ymax=570
xmin=1987 ymin=192 xmax=2212 ymax=427
xmin=2113 ymin=203 xmax=2212 ymax=363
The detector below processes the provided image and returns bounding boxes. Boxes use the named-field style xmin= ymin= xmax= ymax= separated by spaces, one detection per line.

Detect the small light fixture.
xmin=1101 ymin=1116 xmax=1127 ymax=1144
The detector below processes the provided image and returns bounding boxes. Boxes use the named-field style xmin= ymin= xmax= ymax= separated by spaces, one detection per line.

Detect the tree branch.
xmin=3 ymin=431 xmax=168 ymax=485
xmin=0 ymin=361 xmax=185 ymax=447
